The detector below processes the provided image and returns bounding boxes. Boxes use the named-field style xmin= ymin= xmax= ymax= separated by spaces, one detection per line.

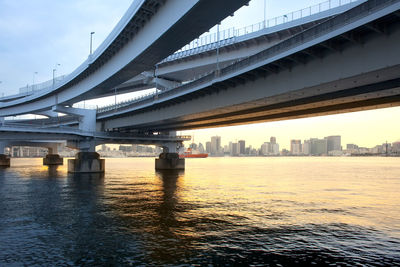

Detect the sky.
xmin=0 ymin=0 xmax=399 ymax=149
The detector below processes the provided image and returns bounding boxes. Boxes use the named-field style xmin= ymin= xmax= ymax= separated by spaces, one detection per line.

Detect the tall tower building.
xmin=290 ymin=140 xmax=302 ymax=155
xmin=303 ymin=140 xmax=311 ymax=155
xmin=206 ymin=142 xmax=211 ymax=154
xmin=310 ymin=138 xmax=328 ymax=155
xmin=238 ymin=140 xmax=246 ymax=155
xmin=210 ymin=136 xmax=221 ymax=156
xmin=270 ymin=136 xmax=276 ymax=144
xmin=325 ymin=135 xmax=341 ymax=152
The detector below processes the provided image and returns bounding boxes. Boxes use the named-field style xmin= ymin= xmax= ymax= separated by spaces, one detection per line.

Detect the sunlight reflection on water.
xmin=0 ymin=157 xmax=399 ymax=265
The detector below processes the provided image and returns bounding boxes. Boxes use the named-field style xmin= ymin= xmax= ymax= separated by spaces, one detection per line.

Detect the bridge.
xmin=1 ymin=0 xmax=399 ymax=172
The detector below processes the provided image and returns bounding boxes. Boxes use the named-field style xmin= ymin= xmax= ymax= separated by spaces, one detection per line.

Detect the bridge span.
xmin=96 ymin=0 xmax=400 ymax=131
xmin=1 ymin=0 xmax=399 ymax=172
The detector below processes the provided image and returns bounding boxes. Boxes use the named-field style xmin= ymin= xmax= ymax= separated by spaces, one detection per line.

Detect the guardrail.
xmin=96 ymin=0 xmax=388 ymax=116
xmin=10 ymin=0 xmax=361 ymax=103
xmin=18 ymin=75 xmax=66 ymax=94
xmin=96 ymin=0 xmax=363 ymax=114
xmin=0 ymin=121 xmax=191 ymax=140
xmin=163 ymin=0 xmax=362 ymax=62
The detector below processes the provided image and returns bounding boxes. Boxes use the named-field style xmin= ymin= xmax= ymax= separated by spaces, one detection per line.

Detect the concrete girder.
xmin=35 ymin=110 xmax=59 ymax=118
xmin=52 ymin=105 xmax=96 ymax=132
xmin=99 ymin=4 xmax=400 ymax=131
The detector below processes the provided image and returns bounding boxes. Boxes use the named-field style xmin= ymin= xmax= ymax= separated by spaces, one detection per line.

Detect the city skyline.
xmin=188 ymin=133 xmax=399 ymax=157
xmin=181 ymin=106 xmax=400 ymax=150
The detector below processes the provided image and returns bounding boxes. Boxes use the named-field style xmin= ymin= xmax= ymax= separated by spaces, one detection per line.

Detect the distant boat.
xmin=179 ymin=148 xmax=208 ymax=158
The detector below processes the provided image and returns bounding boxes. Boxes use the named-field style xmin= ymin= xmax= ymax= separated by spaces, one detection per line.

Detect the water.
xmin=0 ymin=157 xmax=399 ymax=266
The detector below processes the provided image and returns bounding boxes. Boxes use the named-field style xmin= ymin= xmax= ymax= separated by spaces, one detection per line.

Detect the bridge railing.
xmin=96 ymin=0 xmax=388 ymax=117
xmin=18 ymin=75 xmax=66 ymax=95
xmin=162 ymin=0 xmax=362 ymax=62
xmin=8 ymin=0 xmax=360 ymax=102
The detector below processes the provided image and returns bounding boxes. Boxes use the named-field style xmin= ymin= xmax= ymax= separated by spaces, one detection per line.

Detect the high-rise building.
xmin=325 ymin=135 xmax=341 ymax=152
xmin=290 ymin=140 xmax=302 ymax=155
xmin=346 ymin=144 xmax=358 ymax=150
xmin=230 ymin=143 xmax=239 ymax=156
xmin=206 ymin=142 xmax=211 ymax=154
xmin=238 ymin=140 xmax=246 ymax=155
xmin=270 ymin=137 xmax=276 ymax=144
xmin=260 ymin=143 xmax=267 ymax=155
xmin=210 ymin=136 xmax=221 ymax=156
xmin=392 ymin=141 xmax=400 ymax=153
xmin=303 ymin=140 xmax=311 ymax=155
xmin=310 ymin=138 xmax=328 ymax=155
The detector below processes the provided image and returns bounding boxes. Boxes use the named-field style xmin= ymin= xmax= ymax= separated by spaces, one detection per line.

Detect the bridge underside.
xmin=101 ymin=9 xmax=400 ymax=132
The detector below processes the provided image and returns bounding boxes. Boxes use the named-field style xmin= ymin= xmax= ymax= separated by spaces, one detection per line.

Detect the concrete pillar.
xmin=0 ymin=142 xmax=10 ymax=167
xmin=155 ymin=152 xmax=184 ymax=170
xmin=43 ymin=143 xmax=63 ymax=166
xmin=43 ymin=154 xmax=63 ymax=166
xmin=67 ymin=139 xmax=104 ymax=173
xmin=155 ymin=135 xmax=184 ymax=170
xmin=68 ymin=152 xmax=105 ymax=173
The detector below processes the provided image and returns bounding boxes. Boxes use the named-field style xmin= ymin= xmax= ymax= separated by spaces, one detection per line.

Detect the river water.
xmin=0 ymin=157 xmax=399 ymax=266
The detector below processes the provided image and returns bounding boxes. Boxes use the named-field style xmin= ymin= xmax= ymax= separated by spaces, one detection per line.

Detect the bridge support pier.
xmin=43 ymin=154 xmax=63 ymax=166
xmin=0 ymin=154 xmax=10 ymax=167
xmin=0 ymin=142 xmax=10 ymax=167
xmin=68 ymin=152 xmax=105 ymax=173
xmin=43 ymin=143 xmax=63 ymax=166
xmin=155 ymin=134 xmax=184 ymax=170
xmin=155 ymin=152 xmax=185 ymax=170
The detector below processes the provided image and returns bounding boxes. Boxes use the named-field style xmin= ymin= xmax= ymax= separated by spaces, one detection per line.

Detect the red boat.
xmin=179 ymin=148 xmax=208 ymax=158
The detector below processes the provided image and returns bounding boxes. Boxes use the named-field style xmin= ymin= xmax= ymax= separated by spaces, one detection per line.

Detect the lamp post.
xmin=216 ymin=23 xmax=220 ymax=75
xmin=90 ymin=32 xmax=95 ymax=55
xmin=264 ymin=0 xmax=267 ymax=28
xmin=32 ymin=72 xmax=38 ymax=91
xmin=52 ymin=63 xmax=61 ymax=88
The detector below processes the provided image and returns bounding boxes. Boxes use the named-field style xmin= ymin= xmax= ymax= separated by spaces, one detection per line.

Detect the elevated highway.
xmin=87 ymin=0 xmax=400 ymax=132
xmin=0 ymin=0 xmax=363 ymax=102
xmin=0 ymin=0 xmax=250 ymax=116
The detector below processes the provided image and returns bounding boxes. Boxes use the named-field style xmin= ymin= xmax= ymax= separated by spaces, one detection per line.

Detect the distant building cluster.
xmin=97 ymin=144 xmax=162 ymax=157
xmin=188 ymin=135 xmax=400 ymax=157
xmin=4 ymin=137 xmax=400 ymax=158
xmin=289 ymin=135 xmax=342 ymax=156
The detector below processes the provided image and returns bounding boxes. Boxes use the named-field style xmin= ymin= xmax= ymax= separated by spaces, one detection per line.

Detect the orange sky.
xmin=181 ymin=106 xmax=400 ymax=150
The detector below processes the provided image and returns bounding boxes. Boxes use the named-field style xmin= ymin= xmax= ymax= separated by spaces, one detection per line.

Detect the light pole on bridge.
xmin=32 ymin=72 xmax=38 ymax=91
xmin=52 ymin=63 xmax=61 ymax=89
xmin=264 ymin=0 xmax=267 ymax=28
xmin=90 ymin=32 xmax=95 ymax=55
xmin=216 ymin=23 xmax=220 ymax=75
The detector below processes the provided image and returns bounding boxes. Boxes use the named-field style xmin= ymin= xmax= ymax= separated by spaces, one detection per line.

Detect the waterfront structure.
xmin=238 ymin=140 xmax=246 ymax=155
xmin=325 ymin=136 xmax=342 ymax=152
xmin=211 ymin=136 xmax=222 ymax=156
xmin=310 ymin=138 xmax=328 ymax=156
xmin=392 ymin=141 xmax=400 ymax=153
xmin=290 ymin=140 xmax=302 ymax=155
xmin=303 ymin=140 xmax=311 ymax=155
xmin=206 ymin=142 xmax=211 ymax=154
xmin=230 ymin=143 xmax=239 ymax=157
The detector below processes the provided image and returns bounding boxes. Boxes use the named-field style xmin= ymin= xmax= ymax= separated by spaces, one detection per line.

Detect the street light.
xmin=216 ymin=23 xmax=220 ymax=75
xmin=264 ymin=0 xmax=267 ymax=28
xmin=52 ymin=63 xmax=61 ymax=88
xmin=32 ymin=72 xmax=38 ymax=91
xmin=90 ymin=32 xmax=95 ymax=55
